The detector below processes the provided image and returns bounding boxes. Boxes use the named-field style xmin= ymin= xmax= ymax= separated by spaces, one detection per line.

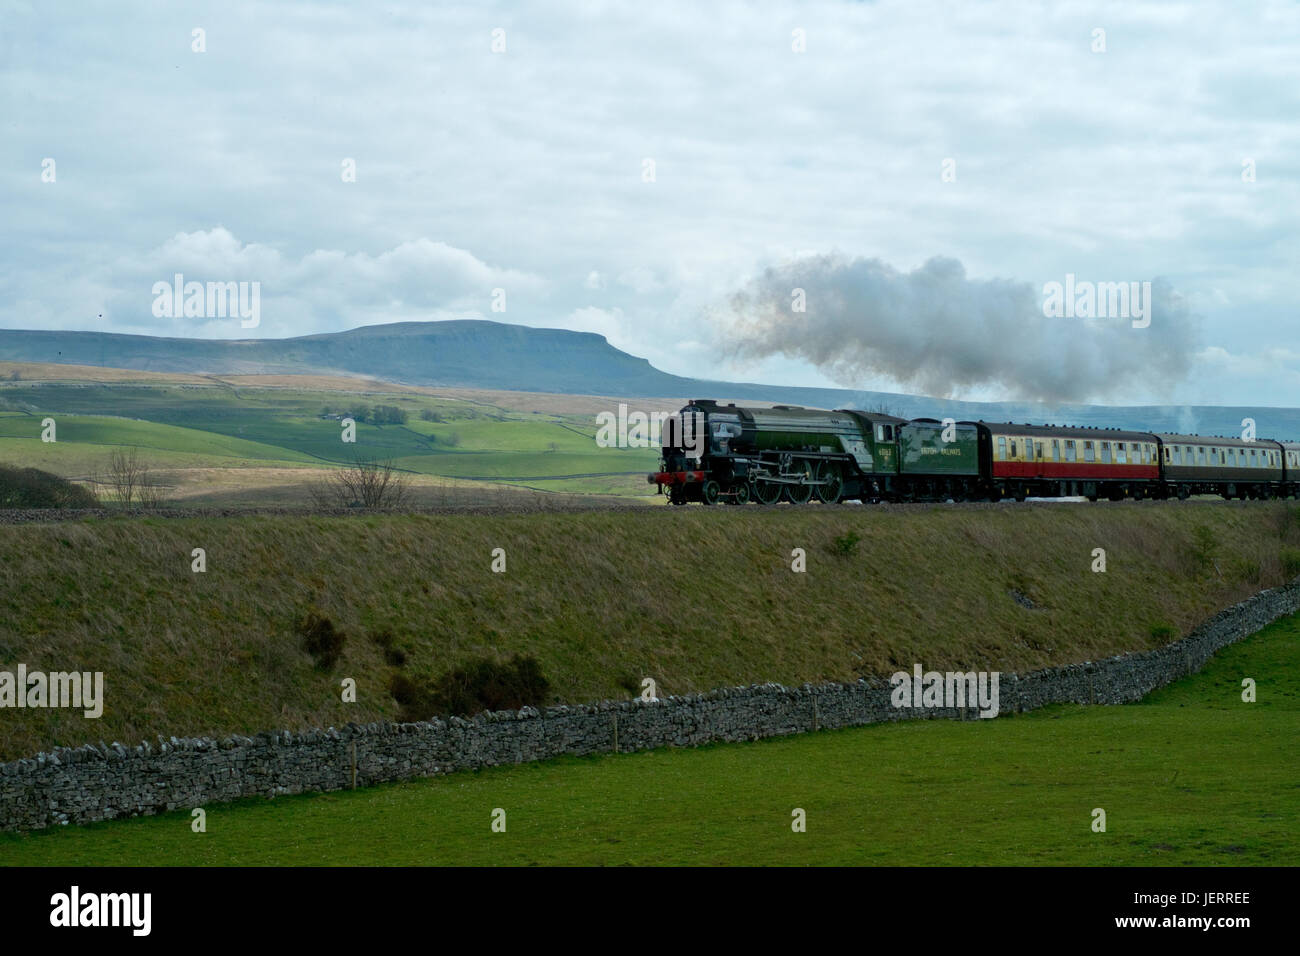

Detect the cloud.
xmin=1 ymin=1 xmax=1297 ymax=404
xmin=96 ymin=228 xmax=545 ymax=336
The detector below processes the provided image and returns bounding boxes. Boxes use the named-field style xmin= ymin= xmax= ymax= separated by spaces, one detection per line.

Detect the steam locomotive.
xmin=649 ymin=399 xmax=1300 ymax=505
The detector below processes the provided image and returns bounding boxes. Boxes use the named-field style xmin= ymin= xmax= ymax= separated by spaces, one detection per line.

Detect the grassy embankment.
xmin=0 ymin=501 xmax=1297 ymax=760
xmin=1 ymin=607 xmax=1295 ymax=866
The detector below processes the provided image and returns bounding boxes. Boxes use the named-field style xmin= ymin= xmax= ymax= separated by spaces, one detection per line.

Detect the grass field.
xmin=0 ymin=368 xmax=665 ymax=500
xmin=1 ymin=503 xmax=1298 ymax=761
xmin=2 ymin=610 xmax=1294 ymax=866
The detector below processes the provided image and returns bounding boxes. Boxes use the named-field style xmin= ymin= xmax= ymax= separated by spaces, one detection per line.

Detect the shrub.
xmin=1150 ymin=622 xmax=1177 ymax=642
xmin=386 ymin=655 xmax=550 ymax=722
xmin=830 ymin=529 xmax=861 ymax=557
xmin=1189 ymin=525 xmax=1218 ymax=573
xmin=296 ymin=610 xmax=345 ymax=670
xmin=615 ymin=672 xmax=640 ymax=695
xmin=96 ymin=447 xmax=169 ymax=508
xmin=369 ymin=629 xmax=406 ymax=666
xmin=0 ymin=465 xmax=98 ymax=508
xmin=430 ymin=654 xmax=550 ymax=717
xmin=308 ymin=456 xmax=410 ymax=510
xmin=1232 ymin=557 xmax=1262 ymax=583
xmin=1273 ymin=503 xmax=1298 ymax=541
xmin=1282 ymin=548 xmax=1300 ymax=580
xmin=389 ymin=673 xmax=433 ymax=722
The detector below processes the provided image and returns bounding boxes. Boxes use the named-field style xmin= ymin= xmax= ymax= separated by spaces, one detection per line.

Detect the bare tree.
xmin=136 ymin=473 xmax=171 ymax=508
xmin=310 ymin=457 xmax=410 ymax=509
xmin=105 ymin=448 xmax=145 ymax=507
xmin=102 ymin=447 xmax=169 ymax=508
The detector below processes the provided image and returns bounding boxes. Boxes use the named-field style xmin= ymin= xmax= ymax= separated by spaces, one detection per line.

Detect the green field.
xmin=2 ymin=610 xmax=1295 ymax=866
xmin=0 ymin=377 xmax=660 ymax=499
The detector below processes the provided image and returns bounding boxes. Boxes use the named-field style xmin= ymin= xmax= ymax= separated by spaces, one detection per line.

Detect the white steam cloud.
xmin=721 ymin=255 xmax=1198 ymax=403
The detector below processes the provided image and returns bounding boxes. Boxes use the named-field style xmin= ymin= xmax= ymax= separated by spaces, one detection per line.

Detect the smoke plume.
xmin=721 ymin=255 xmax=1197 ymax=403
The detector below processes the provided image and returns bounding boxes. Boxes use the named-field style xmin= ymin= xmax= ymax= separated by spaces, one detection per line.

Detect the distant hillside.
xmin=2 ymin=320 xmax=1297 ymax=439
xmin=0 ymin=321 xmax=688 ymax=395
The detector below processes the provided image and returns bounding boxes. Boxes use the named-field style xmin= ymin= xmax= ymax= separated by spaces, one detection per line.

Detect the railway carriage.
xmin=1281 ymin=442 xmax=1300 ymax=498
xmin=976 ymin=423 xmax=1160 ymax=501
xmin=1155 ymin=433 xmax=1285 ymax=499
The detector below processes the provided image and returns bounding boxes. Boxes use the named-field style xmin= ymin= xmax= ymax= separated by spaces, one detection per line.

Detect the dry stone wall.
xmin=3 ymin=579 xmax=1296 ymax=832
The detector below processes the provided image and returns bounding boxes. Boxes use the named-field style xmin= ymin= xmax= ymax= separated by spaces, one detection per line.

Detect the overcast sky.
xmin=3 ymin=0 xmax=1298 ymax=407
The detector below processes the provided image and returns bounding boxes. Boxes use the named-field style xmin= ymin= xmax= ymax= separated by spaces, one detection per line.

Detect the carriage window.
xmin=1084 ymin=441 xmax=1095 ymax=463
xmin=1009 ymin=439 xmax=1017 ymax=458
xmin=1220 ymin=450 xmax=1226 ymax=464
xmin=997 ymin=436 xmax=1007 ymax=460
xmin=1035 ymin=441 xmax=1044 ymax=460
xmin=1116 ymin=443 xmax=1127 ymax=464
xmin=1101 ymin=442 xmax=1111 ymax=463
xmin=1052 ymin=439 xmax=1060 ymax=461
xmin=1197 ymin=447 xmax=1206 ymax=466
xmin=1164 ymin=447 xmax=1171 ymax=463
xmin=1065 ymin=440 xmax=1076 ymax=462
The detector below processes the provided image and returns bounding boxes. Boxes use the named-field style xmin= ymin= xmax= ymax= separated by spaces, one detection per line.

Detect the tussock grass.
xmin=0 ymin=501 xmax=1297 ymax=760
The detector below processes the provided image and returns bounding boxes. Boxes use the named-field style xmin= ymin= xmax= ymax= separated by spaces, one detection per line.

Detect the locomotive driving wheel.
xmin=783 ymin=461 xmax=814 ymax=504
xmin=729 ymin=482 xmax=751 ymax=505
xmin=701 ymin=480 xmax=721 ymax=506
xmin=813 ymin=460 xmax=842 ymax=503
xmin=753 ymin=478 xmax=782 ymax=505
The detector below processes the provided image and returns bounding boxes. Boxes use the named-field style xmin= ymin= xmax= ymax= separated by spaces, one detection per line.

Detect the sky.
xmin=2 ymin=0 xmax=1298 ymax=407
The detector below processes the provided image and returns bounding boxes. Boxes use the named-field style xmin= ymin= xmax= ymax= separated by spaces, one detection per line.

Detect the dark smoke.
xmin=721 ymin=255 xmax=1197 ymax=403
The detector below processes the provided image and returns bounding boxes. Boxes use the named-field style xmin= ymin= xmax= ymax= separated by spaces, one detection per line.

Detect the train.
xmin=649 ymin=399 xmax=1300 ymax=505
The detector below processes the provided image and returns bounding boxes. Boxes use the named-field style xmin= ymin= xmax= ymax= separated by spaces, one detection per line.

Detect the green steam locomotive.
xmin=649 ymin=399 xmax=1300 ymax=504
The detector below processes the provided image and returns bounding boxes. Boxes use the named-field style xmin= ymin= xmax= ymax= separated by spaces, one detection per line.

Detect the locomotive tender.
xmin=650 ymin=399 xmax=1300 ymax=505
